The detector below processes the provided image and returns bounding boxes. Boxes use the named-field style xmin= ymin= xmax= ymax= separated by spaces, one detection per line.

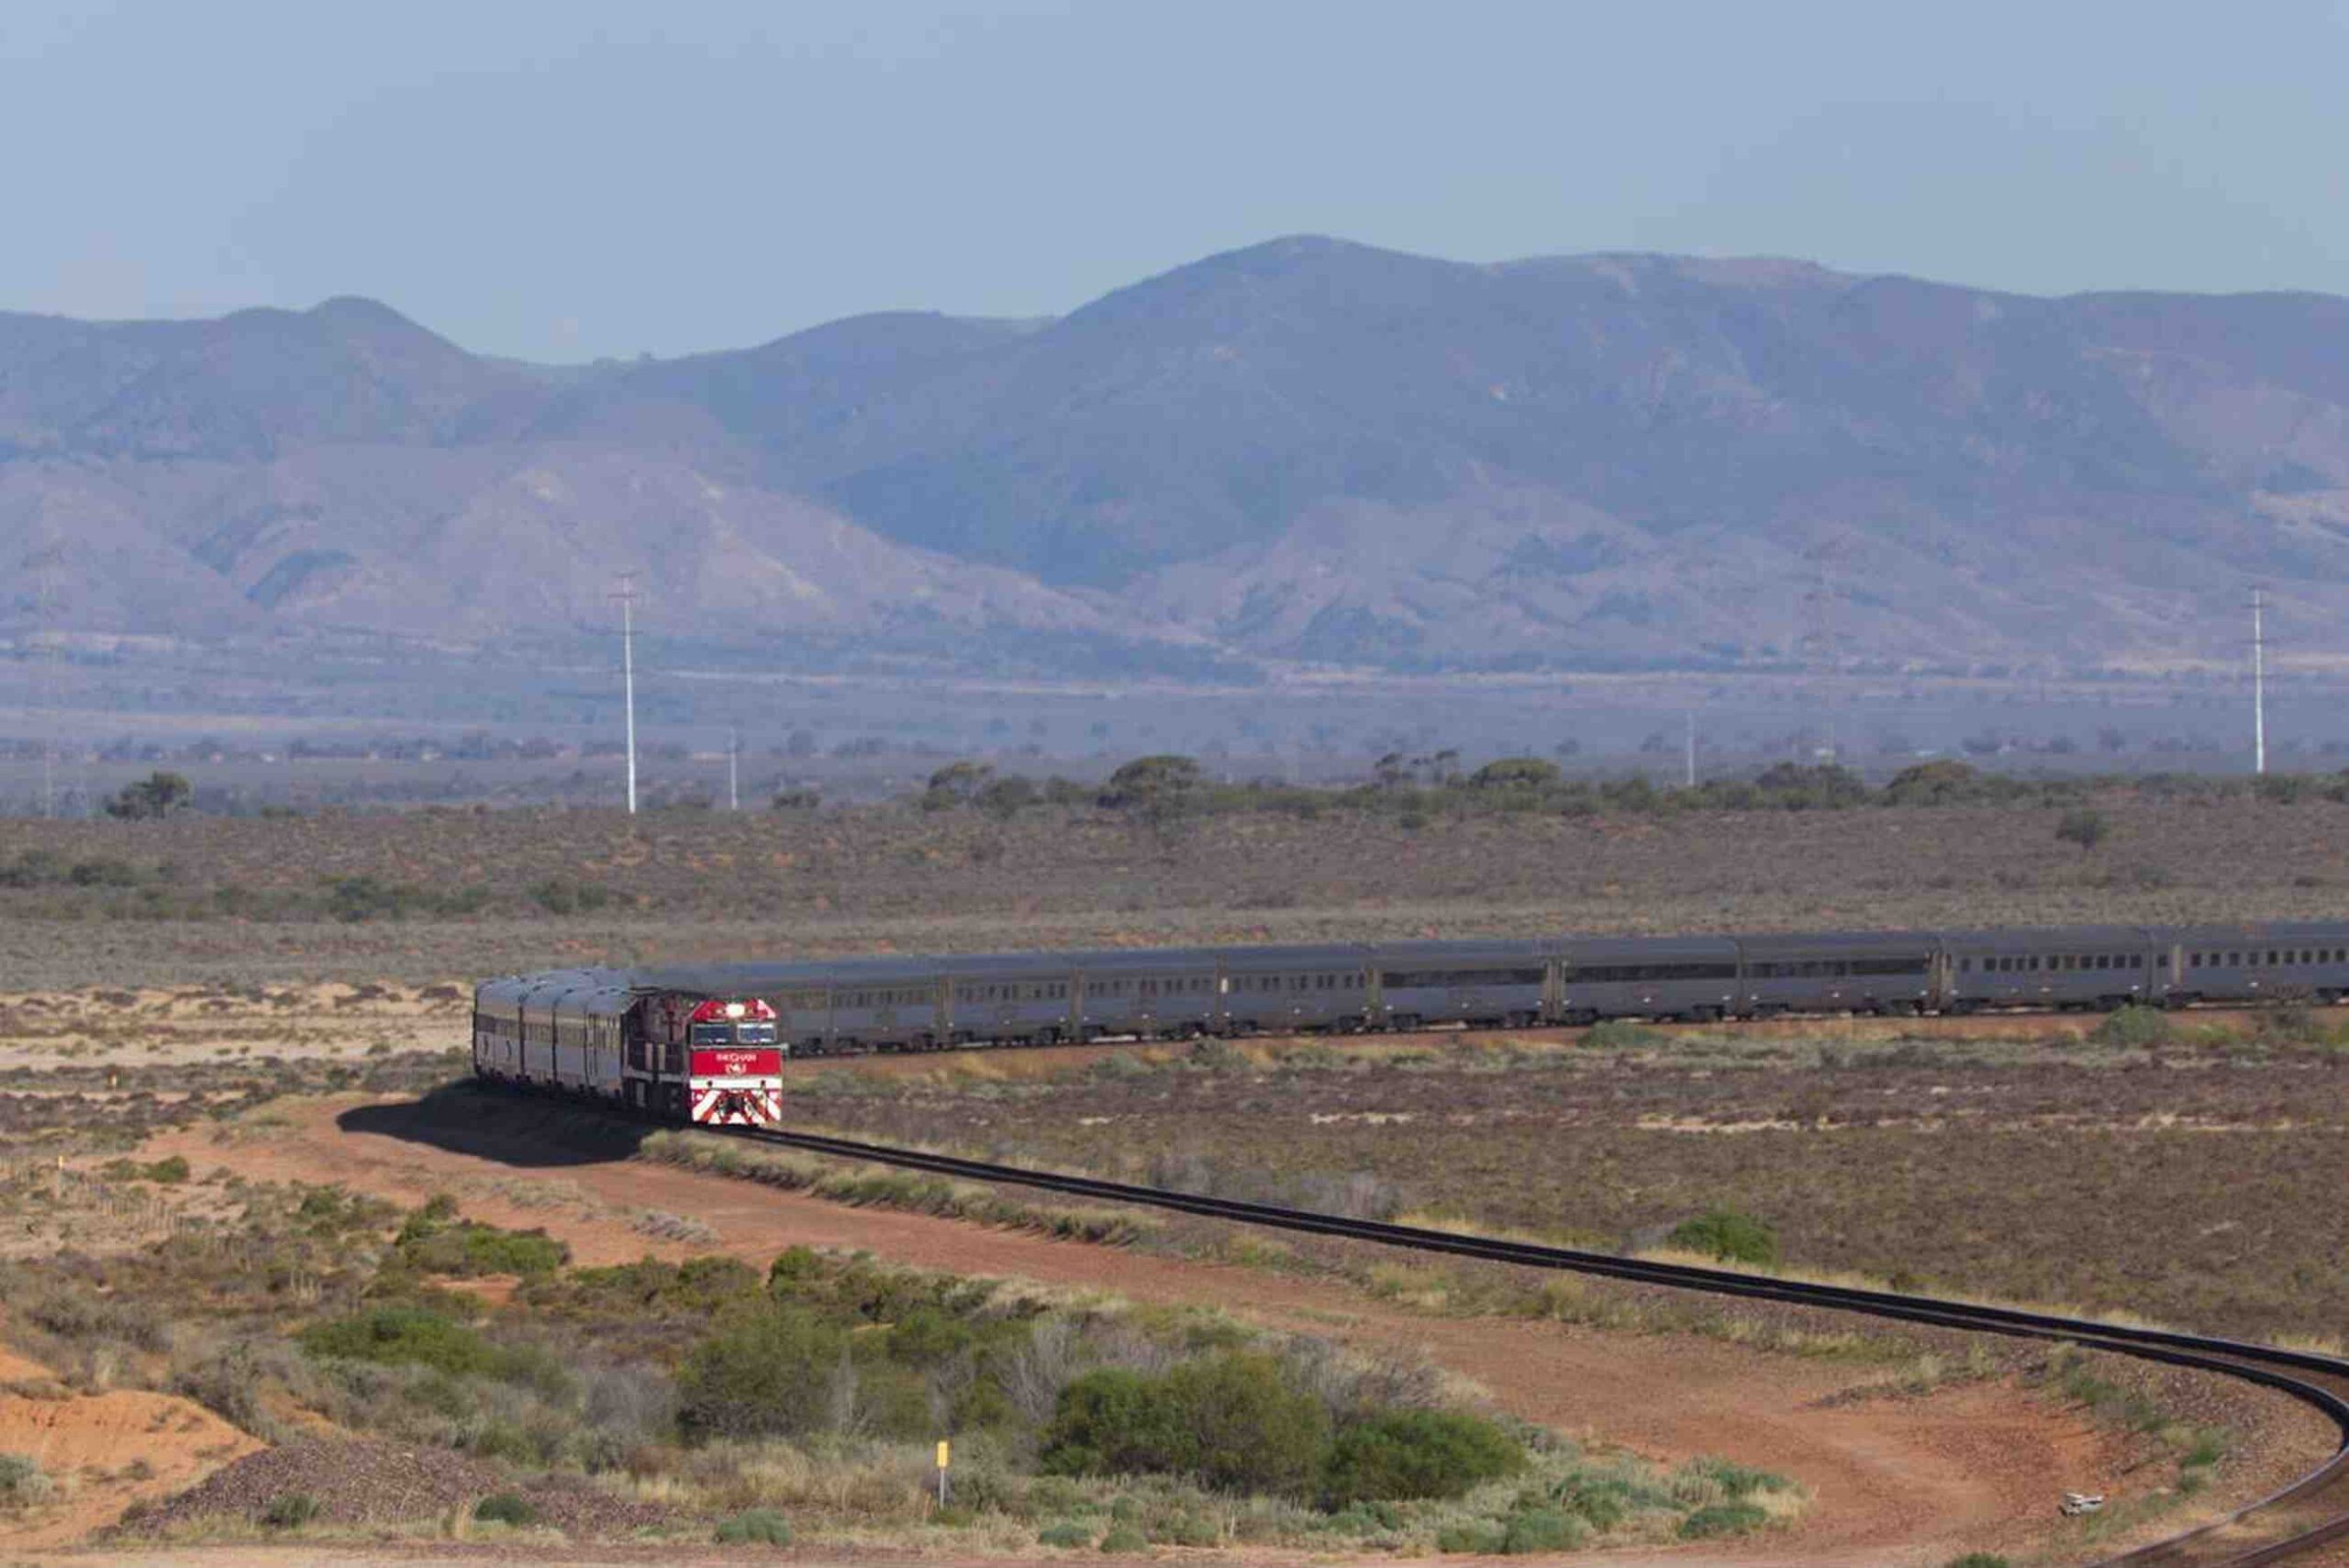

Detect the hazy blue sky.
xmin=7 ymin=0 xmax=2347 ymax=361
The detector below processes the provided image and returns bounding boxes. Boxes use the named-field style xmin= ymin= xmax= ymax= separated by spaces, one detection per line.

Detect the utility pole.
xmin=728 ymin=727 xmax=740 ymax=811
xmin=614 ymin=574 xmax=640 ymax=815
xmin=1684 ymin=709 xmax=1697 ymax=789
xmin=2252 ymin=587 xmax=2266 ymax=776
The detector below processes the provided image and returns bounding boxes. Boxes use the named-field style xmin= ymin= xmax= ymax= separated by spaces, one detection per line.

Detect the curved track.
xmin=741 ymin=1126 xmax=2349 ymax=1566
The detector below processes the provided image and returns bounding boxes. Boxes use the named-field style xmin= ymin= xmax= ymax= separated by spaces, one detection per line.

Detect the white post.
xmin=2253 ymin=588 xmax=2266 ymax=776
xmin=618 ymin=576 xmax=639 ymax=815
xmin=728 ymin=728 xmax=740 ymax=811
xmin=1683 ymin=709 xmax=1696 ymax=789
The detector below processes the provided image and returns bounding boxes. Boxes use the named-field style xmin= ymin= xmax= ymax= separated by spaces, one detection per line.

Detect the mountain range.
xmin=7 ymin=236 xmax=2349 ymax=679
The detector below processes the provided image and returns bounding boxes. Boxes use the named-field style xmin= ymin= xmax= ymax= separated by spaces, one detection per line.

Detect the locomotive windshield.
xmin=689 ymin=1020 xmax=779 ymax=1045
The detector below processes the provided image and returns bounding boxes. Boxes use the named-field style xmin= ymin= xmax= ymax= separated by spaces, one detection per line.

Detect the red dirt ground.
xmin=92 ymin=1095 xmax=2335 ymax=1567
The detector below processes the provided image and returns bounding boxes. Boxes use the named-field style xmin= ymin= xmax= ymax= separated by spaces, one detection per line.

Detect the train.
xmin=472 ymin=919 xmax=2349 ymax=1128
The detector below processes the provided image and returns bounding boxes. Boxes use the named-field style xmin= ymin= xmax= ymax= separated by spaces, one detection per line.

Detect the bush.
xmin=1098 ymin=1523 xmax=1150 ymax=1551
xmin=298 ymin=1305 xmax=500 ymax=1376
xmin=1666 ymin=1207 xmax=1779 ymax=1266
xmin=2055 ymin=807 xmax=2110 ymax=853
xmin=1678 ymin=1500 xmax=1769 ymax=1538
xmin=2090 ymin=1005 xmax=2175 ymax=1048
xmin=715 ymin=1507 xmax=794 ymax=1544
xmin=528 ymin=877 xmax=615 ymax=915
xmin=1583 ymin=1019 xmax=1665 ymax=1049
xmin=1945 ymin=1556 xmax=2011 ymax=1568
xmin=395 ymin=1210 xmax=569 ymax=1277
xmin=105 ymin=771 xmax=192 ymax=820
xmin=676 ymin=1303 xmax=851 ymax=1440
xmin=0 ymin=1453 xmax=53 ymax=1507
xmin=473 ymin=1492 xmax=540 ymax=1527
xmin=1320 ymin=1408 xmax=1526 ymax=1505
xmin=101 ymin=1154 xmax=190 ymax=1184
xmin=1038 ymin=1521 xmax=1095 ymax=1547
xmin=1501 ymin=1507 xmax=1582 ymax=1552
xmin=1041 ymin=1352 xmax=1330 ymax=1497
xmin=261 ymin=1492 xmax=320 ymax=1529
xmin=1436 ymin=1521 xmax=1506 ymax=1553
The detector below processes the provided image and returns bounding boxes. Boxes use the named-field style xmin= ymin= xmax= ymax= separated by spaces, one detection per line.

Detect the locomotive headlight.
xmin=724 ymin=1002 xmax=746 ymax=1018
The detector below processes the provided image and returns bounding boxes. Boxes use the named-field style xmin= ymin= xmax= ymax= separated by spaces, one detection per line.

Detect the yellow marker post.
xmin=935 ymin=1439 xmax=951 ymax=1507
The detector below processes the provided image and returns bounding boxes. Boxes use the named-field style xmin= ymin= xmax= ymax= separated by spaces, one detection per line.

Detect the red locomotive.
xmin=472 ymin=969 xmax=783 ymax=1126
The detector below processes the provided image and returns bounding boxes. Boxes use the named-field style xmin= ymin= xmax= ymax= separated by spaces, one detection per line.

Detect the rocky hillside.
xmin=6 ymin=238 xmax=2348 ymax=674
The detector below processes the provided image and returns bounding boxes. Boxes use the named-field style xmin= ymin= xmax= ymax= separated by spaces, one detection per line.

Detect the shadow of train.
xmin=336 ymin=1081 xmax=658 ymax=1171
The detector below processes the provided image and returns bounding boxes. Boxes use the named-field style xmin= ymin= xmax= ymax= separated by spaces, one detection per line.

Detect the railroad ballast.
xmin=472 ymin=919 xmax=2349 ymax=1129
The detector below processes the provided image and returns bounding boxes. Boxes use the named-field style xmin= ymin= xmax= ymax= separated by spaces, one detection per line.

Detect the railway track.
xmin=740 ymin=1125 xmax=2349 ymax=1566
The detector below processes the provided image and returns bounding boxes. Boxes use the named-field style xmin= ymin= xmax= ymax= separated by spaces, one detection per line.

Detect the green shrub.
xmin=395 ymin=1210 xmax=569 ymax=1277
xmin=1098 ymin=1523 xmax=1149 ymax=1551
xmin=715 ymin=1507 xmax=794 ymax=1544
xmin=0 ymin=1453 xmax=53 ymax=1507
xmin=1436 ymin=1521 xmax=1507 ymax=1553
xmin=1041 ymin=1352 xmax=1330 ymax=1497
xmin=1679 ymin=1456 xmax=1792 ymax=1498
xmin=1501 ymin=1507 xmax=1582 ymax=1552
xmin=2056 ymin=807 xmax=2110 ymax=853
xmin=1038 ymin=1521 xmax=1095 ymax=1548
xmin=299 ymin=1305 xmax=500 ymax=1376
xmin=261 ymin=1492 xmax=321 ymax=1529
xmin=1583 ymin=1019 xmax=1666 ymax=1049
xmin=1553 ymin=1473 xmax=1648 ymax=1528
xmin=1320 ymin=1408 xmax=1526 ymax=1505
xmin=1945 ymin=1555 xmax=2011 ymax=1568
xmin=676 ymin=1303 xmax=851 ymax=1440
xmin=528 ymin=877 xmax=615 ymax=915
xmin=1678 ymin=1500 xmax=1769 ymax=1538
xmin=1666 ymin=1207 xmax=1778 ymax=1266
xmin=2091 ymin=1006 xmax=2175 ymax=1048
xmin=473 ymin=1492 xmax=540 ymax=1527
xmin=1325 ymin=1499 xmax=1402 ymax=1535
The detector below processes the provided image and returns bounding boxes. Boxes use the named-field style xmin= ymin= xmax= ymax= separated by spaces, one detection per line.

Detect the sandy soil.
xmin=0 ymin=1335 xmax=261 ymax=1551
xmin=0 ymin=983 xmax=466 ymax=1068
xmin=89 ymin=1095 xmax=2333 ymax=1568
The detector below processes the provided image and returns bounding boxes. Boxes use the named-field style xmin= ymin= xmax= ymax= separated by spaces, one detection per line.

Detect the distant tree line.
xmin=902 ymin=753 xmax=2349 ymax=832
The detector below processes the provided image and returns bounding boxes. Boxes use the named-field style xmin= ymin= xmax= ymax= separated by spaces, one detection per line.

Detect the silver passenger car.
xmin=1370 ymin=940 xmax=1553 ymax=1029
xmin=1216 ymin=944 xmax=1375 ymax=1034
xmin=1736 ymin=930 xmax=1937 ymax=1017
xmin=1063 ymin=947 xmax=1221 ymax=1040
xmin=2166 ymin=923 xmax=2349 ymax=1006
xmin=1938 ymin=926 xmax=2160 ymax=1012
xmin=1559 ymin=936 xmax=1741 ymax=1023
xmin=935 ymin=953 xmax=1081 ymax=1044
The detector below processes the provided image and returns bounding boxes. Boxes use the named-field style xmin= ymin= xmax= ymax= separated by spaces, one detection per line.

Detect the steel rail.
xmin=739 ymin=1125 xmax=2349 ymax=1566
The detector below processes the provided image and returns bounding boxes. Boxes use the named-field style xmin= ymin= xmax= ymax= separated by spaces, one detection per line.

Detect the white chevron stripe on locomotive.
xmin=692 ymin=1087 xmax=782 ymax=1126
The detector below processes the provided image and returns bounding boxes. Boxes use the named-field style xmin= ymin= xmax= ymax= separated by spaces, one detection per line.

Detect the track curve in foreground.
xmin=741 ymin=1127 xmax=2349 ymax=1566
